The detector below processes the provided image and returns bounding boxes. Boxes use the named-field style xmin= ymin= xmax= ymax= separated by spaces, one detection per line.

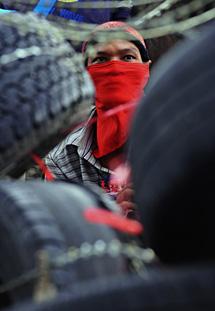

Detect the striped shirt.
xmin=45 ymin=108 xmax=112 ymax=189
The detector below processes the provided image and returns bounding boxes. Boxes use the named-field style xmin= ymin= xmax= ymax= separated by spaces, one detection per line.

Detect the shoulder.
xmin=46 ymin=128 xmax=83 ymax=161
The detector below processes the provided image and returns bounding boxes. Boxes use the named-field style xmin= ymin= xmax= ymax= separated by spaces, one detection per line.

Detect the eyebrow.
xmin=95 ymin=48 xmax=139 ymax=55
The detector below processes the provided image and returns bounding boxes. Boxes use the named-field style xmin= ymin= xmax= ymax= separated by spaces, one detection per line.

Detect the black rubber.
xmin=8 ymin=265 xmax=215 ymax=311
xmin=0 ymin=12 xmax=94 ymax=177
xmin=0 ymin=1 xmax=31 ymax=12
xmin=0 ymin=180 xmax=126 ymax=308
xmin=129 ymin=25 xmax=215 ymax=263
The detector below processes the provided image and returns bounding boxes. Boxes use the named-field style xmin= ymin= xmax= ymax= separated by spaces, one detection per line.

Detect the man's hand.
xmin=110 ymin=163 xmax=136 ymax=216
xmin=116 ymin=183 xmax=136 ymax=216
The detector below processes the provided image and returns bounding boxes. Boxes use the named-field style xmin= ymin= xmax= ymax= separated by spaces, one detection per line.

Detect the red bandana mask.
xmin=88 ymin=60 xmax=149 ymax=158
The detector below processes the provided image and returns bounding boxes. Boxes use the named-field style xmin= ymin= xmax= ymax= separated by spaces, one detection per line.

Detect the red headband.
xmin=82 ymin=21 xmax=149 ymax=62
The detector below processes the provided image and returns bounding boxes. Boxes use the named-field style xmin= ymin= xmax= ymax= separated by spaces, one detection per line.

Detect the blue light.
xmin=33 ymin=0 xmax=57 ymax=16
xmin=0 ymin=9 xmax=15 ymax=14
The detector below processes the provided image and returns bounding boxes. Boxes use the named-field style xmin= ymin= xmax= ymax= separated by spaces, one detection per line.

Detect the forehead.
xmin=92 ymin=39 xmax=139 ymax=54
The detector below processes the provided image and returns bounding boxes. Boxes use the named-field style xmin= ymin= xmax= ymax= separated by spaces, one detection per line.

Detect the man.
xmin=45 ymin=21 xmax=150 ymax=213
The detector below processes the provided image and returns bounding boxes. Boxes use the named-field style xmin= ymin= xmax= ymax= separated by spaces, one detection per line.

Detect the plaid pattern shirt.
xmin=45 ymin=109 xmax=112 ymax=189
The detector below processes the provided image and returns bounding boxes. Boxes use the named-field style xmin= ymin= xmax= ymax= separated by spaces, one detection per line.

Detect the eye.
xmin=91 ymin=56 xmax=108 ymax=64
xmin=122 ymin=55 xmax=136 ymax=62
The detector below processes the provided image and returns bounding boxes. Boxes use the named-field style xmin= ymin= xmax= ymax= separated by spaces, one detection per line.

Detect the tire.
xmin=0 ymin=181 xmax=126 ymax=308
xmin=0 ymin=1 xmax=31 ymax=12
xmin=0 ymin=12 xmax=94 ymax=177
xmin=129 ymin=25 xmax=215 ymax=263
xmin=9 ymin=265 xmax=215 ymax=311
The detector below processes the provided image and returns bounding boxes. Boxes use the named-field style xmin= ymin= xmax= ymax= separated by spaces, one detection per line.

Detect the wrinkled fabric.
xmin=88 ymin=60 xmax=150 ymax=158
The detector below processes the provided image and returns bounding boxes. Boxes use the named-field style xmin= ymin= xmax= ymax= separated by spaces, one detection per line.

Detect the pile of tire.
xmin=0 ymin=12 xmax=94 ymax=177
xmin=0 ymin=12 xmax=146 ymax=311
xmin=129 ymin=24 xmax=215 ymax=263
xmin=0 ymin=180 xmax=145 ymax=310
xmin=1 ymin=8 xmax=215 ymax=311
xmin=8 ymin=265 xmax=215 ymax=311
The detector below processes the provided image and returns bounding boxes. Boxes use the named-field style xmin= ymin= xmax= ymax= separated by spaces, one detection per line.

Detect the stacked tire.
xmin=0 ymin=180 xmax=135 ymax=309
xmin=0 ymin=12 xmax=94 ymax=177
xmin=129 ymin=25 xmax=215 ymax=263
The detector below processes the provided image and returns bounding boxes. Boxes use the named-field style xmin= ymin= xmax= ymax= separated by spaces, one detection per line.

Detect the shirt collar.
xmin=65 ymin=107 xmax=113 ymax=174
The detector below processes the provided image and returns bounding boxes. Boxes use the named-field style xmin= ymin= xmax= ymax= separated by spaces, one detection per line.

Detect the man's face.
xmin=87 ymin=39 xmax=143 ymax=66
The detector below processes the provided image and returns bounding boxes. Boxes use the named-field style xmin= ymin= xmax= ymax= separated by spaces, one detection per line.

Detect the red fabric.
xmin=84 ymin=207 xmax=143 ymax=235
xmin=31 ymin=153 xmax=55 ymax=181
xmin=87 ymin=60 xmax=149 ymax=158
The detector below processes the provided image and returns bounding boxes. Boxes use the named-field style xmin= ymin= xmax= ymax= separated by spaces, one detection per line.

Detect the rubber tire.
xmin=0 ymin=1 xmax=31 ymax=12
xmin=0 ymin=12 xmax=94 ymax=177
xmin=129 ymin=25 xmax=215 ymax=263
xmin=9 ymin=265 xmax=215 ymax=311
xmin=0 ymin=180 xmax=125 ymax=308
